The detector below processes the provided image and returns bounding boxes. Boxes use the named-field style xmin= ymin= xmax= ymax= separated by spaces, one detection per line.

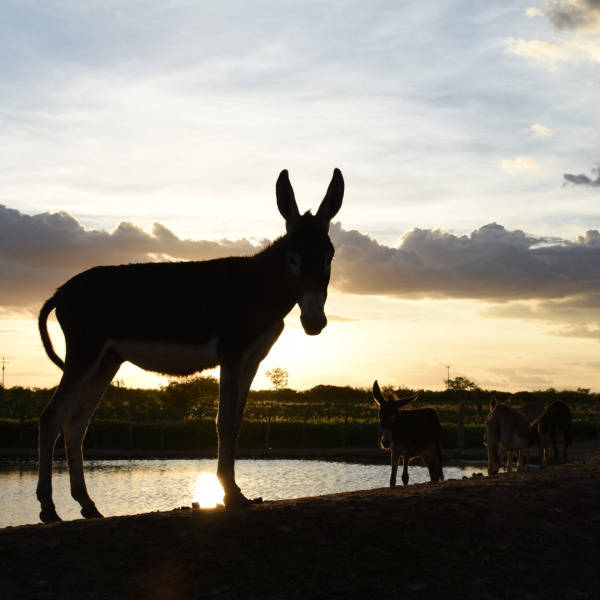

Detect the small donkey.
xmin=530 ymin=399 xmax=572 ymax=468
xmin=372 ymin=380 xmax=444 ymax=486
xmin=485 ymin=397 xmax=530 ymax=475
xmin=37 ymin=168 xmax=343 ymax=522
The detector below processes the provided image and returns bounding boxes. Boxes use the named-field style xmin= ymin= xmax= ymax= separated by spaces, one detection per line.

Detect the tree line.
xmin=1 ymin=375 xmax=598 ymax=451
xmin=0 ymin=374 xmax=597 ymax=424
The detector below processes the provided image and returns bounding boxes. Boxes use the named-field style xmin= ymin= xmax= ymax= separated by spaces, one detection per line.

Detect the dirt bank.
xmin=1 ymin=442 xmax=599 ymax=600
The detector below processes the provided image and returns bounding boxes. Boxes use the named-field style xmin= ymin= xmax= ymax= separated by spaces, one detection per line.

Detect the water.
xmin=0 ymin=458 xmax=486 ymax=528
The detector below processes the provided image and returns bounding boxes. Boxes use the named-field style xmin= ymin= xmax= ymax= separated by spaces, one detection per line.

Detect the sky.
xmin=1 ymin=0 xmax=600 ymax=393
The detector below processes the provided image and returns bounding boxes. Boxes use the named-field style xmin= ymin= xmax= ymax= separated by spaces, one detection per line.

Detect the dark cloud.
xmin=3 ymin=206 xmax=600 ymax=314
xmin=0 ymin=205 xmax=261 ymax=312
xmin=563 ymin=167 xmax=600 ymax=187
xmin=329 ymin=222 xmax=600 ymax=301
xmin=546 ymin=0 xmax=600 ymax=31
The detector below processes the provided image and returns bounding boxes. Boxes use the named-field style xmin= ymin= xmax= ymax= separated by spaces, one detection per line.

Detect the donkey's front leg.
xmin=389 ymin=447 xmax=400 ymax=487
xmin=217 ymin=326 xmax=283 ymax=507
xmin=216 ymin=364 xmax=258 ymax=508
xmin=401 ymin=456 xmax=410 ymax=485
xmin=216 ymin=397 xmax=244 ymax=506
xmin=497 ymin=445 xmax=509 ymax=472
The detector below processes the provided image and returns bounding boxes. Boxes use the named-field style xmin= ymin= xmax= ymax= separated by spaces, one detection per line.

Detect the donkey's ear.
xmin=395 ymin=393 xmax=418 ymax=409
xmin=372 ymin=380 xmax=385 ymax=406
xmin=315 ymin=168 xmax=344 ymax=228
xmin=276 ymin=169 xmax=300 ymax=231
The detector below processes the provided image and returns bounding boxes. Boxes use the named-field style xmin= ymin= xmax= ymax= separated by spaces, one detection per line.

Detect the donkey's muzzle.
xmin=300 ymin=314 xmax=327 ymax=336
xmin=380 ymin=430 xmax=393 ymax=449
xmin=299 ymin=293 xmax=327 ymax=336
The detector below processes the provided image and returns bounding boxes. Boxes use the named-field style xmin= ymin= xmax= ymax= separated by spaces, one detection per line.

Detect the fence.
xmin=1 ymin=398 xmax=598 ymax=452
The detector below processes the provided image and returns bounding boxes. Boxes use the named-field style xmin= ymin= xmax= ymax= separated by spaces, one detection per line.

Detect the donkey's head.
xmin=485 ymin=407 xmax=501 ymax=475
xmin=276 ymin=169 xmax=344 ymax=336
xmin=372 ymin=380 xmax=419 ymax=449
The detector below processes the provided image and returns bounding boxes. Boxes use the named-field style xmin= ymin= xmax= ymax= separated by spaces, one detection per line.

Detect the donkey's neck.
xmin=250 ymin=234 xmax=296 ymax=318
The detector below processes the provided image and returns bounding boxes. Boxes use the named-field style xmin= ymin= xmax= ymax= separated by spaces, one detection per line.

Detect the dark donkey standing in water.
xmin=372 ymin=381 xmax=444 ymax=486
xmin=37 ymin=169 xmax=344 ymax=523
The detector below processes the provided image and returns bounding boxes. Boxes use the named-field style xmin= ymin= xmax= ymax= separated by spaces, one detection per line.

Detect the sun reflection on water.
xmin=193 ymin=472 xmax=225 ymax=508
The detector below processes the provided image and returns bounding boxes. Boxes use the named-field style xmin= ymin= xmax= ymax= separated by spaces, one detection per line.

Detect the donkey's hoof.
xmin=81 ymin=506 xmax=104 ymax=520
xmin=223 ymin=492 xmax=262 ymax=508
xmin=40 ymin=509 xmax=62 ymax=524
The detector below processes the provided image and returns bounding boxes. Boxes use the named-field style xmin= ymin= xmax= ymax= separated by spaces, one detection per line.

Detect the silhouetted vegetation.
xmin=0 ymin=376 xmax=598 ymax=451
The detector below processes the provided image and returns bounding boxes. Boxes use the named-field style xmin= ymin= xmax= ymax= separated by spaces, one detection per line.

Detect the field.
xmin=1 ymin=384 xmax=599 ymax=453
xmin=1 ymin=440 xmax=599 ymax=599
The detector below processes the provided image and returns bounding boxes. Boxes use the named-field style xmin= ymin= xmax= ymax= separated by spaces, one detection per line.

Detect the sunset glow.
xmin=2 ymin=2 xmax=600 ymax=394
xmin=192 ymin=473 xmax=225 ymax=509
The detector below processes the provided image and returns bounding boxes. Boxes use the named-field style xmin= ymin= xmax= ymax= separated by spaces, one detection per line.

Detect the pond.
xmin=0 ymin=458 xmax=486 ymax=528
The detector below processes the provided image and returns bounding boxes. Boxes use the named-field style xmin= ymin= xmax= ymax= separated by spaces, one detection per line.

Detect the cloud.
xmin=526 ymin=8 xmax=544 ymax=18
xmin=481 ymin=292 xmax=600 ymax=341
xmin=506 ymin=36 xmax=600 ymax=66
xmin=545 ymin=0 xmax=600 ymax=34
xmin=329 ymin=222 xmax=600 ymax=302
xmin=4 ymin=206 xmax=600 ymax=314
xmin=0 ymin=205 xmax=261 ymax=312
xmin=499 ymin=157 xmax=543 ymax=176
xmin=526 ymin=123 xmax=551 ymax=137
xmin=563 ymin=166 xmax=600 ymax=186
xmin=509 ymin=1 xmax=600 ymax=66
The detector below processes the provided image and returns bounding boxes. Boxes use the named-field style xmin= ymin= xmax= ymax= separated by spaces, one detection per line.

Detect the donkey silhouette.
xmin=37 ymin=169 xmax=344 ymax=522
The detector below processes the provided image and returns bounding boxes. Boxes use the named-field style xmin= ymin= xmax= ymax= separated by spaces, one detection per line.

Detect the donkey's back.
xmin=394 ymin=408 xmax=443 ymax=456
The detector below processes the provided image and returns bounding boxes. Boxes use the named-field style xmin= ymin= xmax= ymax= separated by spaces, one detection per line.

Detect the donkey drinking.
xmin=372 ymin=380 xmax=444 ymax=486
xmin=36 ymin=168 xmax=344 ymax=522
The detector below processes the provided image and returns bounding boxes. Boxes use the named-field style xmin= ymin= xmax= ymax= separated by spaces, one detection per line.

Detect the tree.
xmin=445 ymin=376 xmax=479 ymax=392
xmin=162 ymin=375 xmax=219 ymax=420
xmin=265 ymin=367 xmax=289 ymax=391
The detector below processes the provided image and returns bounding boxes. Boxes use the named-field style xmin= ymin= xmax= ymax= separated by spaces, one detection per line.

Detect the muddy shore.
xmin=1 ymin=441 xmax=599 ymax=600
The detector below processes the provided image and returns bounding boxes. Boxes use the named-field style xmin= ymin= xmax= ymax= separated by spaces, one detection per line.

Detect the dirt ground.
xmin=1 ymin=442 xmax=599 ymax=600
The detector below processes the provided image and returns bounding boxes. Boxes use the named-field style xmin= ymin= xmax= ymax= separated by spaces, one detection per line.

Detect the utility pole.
xmin=1 ymin=357 xmax=9 ymax=389
xmin=446 ymin=365 xmax=451 ymax=390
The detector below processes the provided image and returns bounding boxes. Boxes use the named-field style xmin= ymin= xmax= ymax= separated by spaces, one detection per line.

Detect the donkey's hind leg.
xmin=551 ymin=431 xmax=561 ymax=465
xmin=63 ymin=353 xmax=121 ymax=519
xmin=37 ymin=370 xmax=88 ymax=523
xmin=423 ymin=447 xmax=444 ymax=482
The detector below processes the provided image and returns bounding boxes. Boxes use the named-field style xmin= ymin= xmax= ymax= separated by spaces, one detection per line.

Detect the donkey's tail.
xmin=39 ymin=297 xmax=64 ymax=371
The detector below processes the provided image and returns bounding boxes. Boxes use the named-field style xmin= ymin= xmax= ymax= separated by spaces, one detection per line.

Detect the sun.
xmin=193 ymin=473 xmax=225 ymax=508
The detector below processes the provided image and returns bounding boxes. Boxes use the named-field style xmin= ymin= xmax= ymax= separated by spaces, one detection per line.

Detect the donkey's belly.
xmin=540 ymin=431 xmax=564 ymax=445
xmin=509 ymin=433 xmax=529 ymax=450
xmin=112 ymin=338 xmax=219 ymax=376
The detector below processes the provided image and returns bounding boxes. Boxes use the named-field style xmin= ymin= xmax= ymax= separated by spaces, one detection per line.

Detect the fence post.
xmin=265 ymin=404 xmax=272 ymax=449
xmin=197 ymin=405 xmax=203 ymax=445
xmin=160 ymin=400 xmax=165 ymax=451
xmin=457 ymin=402 xmax=465 ymax=450
xmin=19 ymin=401 xmax=25 ymax=448
xmin=128 ymin=401 xmax=135 ymax=450
xmin=302 ymin=405 xmax=309 ymax=448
